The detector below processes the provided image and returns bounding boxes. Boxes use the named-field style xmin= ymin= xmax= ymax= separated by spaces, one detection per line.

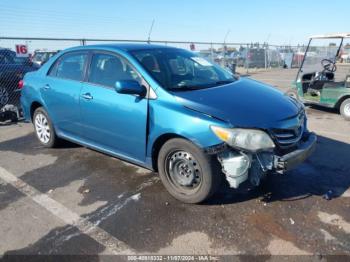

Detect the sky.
xmin=0 ymin=0 xmax=349 ymax=47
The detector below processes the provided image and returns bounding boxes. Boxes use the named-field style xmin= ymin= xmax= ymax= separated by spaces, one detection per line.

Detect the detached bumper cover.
xmin=275 ymin=132 xmax=317 ymax=171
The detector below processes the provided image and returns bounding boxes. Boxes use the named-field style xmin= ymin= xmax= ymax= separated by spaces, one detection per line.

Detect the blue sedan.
xmin=20 ymin=44 xmax=316 ymax=203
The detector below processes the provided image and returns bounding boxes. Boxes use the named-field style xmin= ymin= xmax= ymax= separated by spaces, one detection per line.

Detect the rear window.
xmin=0 ymin=50 xmax=30 ymax=65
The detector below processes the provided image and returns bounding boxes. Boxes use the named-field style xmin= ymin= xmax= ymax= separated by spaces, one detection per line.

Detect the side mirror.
xmin=115 ymin=80 xmax=146 ymax=96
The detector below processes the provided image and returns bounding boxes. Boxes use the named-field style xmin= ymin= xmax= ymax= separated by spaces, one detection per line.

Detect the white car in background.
xmin=32 ymin=50 xmax=59 ymax=67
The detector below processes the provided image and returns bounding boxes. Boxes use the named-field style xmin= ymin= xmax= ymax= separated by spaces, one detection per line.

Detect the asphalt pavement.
xmin=0 ymin=69 xmax=349 ymax=260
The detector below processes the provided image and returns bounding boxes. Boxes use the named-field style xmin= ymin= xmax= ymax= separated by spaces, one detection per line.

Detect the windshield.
xmin=131 ymin=48 xmax=236 ymax=90
xmin=33 ymin=52 xmax=56 ymax=62
xmin=299 ymin=38 xmax=342 ymax=76
xmin=33 ymin=53 xmax=47 ymax=62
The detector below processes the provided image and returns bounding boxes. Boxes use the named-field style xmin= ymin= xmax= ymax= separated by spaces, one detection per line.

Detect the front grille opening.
xmin=271 ymin=125 xmax=304 ymax=147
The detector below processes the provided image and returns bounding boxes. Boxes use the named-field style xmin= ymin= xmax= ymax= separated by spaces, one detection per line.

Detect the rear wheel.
xmin=340 ymin=98 xmax=350 ymax=121
xmin=33 ymin=107 xmax=59 ymax=147
xmin=157 ymin=138 xmax=221 ymax=204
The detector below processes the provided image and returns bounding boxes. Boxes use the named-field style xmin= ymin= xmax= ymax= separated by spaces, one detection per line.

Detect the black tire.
xmin=33 ymin=107 xmax=59 ymax=147
xmin=340 ymin=98 xmax=350 ymax=121
xmin=157 ymin=138 xmax=221 ymax=204
xmin=0 ymin=85 xmax=9 ymax=108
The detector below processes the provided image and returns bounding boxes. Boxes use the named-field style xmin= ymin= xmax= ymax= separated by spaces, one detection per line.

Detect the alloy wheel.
xmin=34 ymin=113 xmax=51 ymax=144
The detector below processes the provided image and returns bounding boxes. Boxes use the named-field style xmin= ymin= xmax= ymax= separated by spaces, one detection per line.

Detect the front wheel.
xmin=157 ymin=138 xmax=221 ymax=204
xmin=340 ymin=98 xmax=350 ymax=121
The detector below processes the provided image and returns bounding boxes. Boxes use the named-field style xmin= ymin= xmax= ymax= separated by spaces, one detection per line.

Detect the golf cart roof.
xmin=310 ymin=33 xmax=350 ymax=39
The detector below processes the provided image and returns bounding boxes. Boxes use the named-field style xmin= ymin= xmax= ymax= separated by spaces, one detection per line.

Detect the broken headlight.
xmin=210 ymin=126 xmax=275 ymax=152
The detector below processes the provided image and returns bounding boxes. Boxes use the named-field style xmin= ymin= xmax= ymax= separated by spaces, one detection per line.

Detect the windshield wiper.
xmin=167 ymin=85 xmax=202 ymax=91
xmin=213 ymin=80 xmax=235 ymax=85
xmin=168 ymin=80 xmax=236 ymax=91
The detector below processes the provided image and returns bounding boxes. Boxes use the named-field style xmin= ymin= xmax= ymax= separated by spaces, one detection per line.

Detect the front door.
xmin=80 ymin=52 xmax=148 ymax=162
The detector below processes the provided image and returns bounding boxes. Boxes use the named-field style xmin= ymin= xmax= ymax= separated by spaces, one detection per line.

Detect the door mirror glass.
xmin=115 ymin=80 xmax=146 ymax=96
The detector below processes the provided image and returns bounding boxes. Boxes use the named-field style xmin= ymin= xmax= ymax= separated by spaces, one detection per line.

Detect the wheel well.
xmin=335 ymin=95 xmax=350 ymax=110
xmin=151 ymin=133 xmax=187 ymax=172
xmin=30 ymin=102 xmax=42 ymax=120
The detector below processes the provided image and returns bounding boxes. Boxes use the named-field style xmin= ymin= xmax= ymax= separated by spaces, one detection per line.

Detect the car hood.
xmin=173 ymin=78 xmax=303 ymax=129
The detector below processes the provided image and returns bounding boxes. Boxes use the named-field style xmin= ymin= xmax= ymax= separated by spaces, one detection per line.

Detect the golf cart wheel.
xmin=286 ymin=88 xmax=299 ymax=100
xmin=0 ymin=86 xmax=9 ymax=108
xmin=340 ymin=98 xmax=350 ymax=121
xmin=157 ymin=138 xmax=221 ymax=204
xmin=33 ymin=107 xmax=59 ymax=147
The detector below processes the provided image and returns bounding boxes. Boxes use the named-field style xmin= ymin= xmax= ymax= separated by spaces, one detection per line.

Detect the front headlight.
xmin=211 ymin=126 xmax=275 ymax=152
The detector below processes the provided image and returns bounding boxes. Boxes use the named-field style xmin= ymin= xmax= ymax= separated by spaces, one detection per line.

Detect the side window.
xmin=48 ymin=60 xmax=59 ymax=76
xmin=51 ymin=53 xmax=87 ymax=81
xmin=168 ymin=56 xmax=189 ymax=75
xmin=88 ymin=53 xmax=142 ymax=88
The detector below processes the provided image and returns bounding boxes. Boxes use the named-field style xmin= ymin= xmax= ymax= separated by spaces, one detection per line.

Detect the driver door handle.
xmin=81 ymin=93 xmax=93 ymax=100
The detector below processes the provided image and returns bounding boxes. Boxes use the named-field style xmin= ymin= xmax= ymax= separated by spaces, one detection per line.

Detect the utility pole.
xmin=264 ymin=34 xmax=271 ymax=69
xmin=147 ymin=19 xmax=155 ymax=44
xmin=223 ymin=30 xmax=230 ymax=67
xmin=264 ymin=42 xmax=268 ymax=69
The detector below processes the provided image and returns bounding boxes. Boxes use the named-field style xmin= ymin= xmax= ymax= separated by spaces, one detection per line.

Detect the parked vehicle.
xmin=291 ymin=51 xmax=305 ymax=68
xmin=288 ymin=33 xmax=350 ymax=120
xmin=247 ymin=47 xmax=266 ymax=68
xmin=21 ymin=44 xmax=316 ymax=203
xmin=0 ymin=49 xmax=37 ymax=108
xmin=279 ymin=47 xmax=294 ymax=68
xmin=32 ymin=50 xmax=59 ymax=67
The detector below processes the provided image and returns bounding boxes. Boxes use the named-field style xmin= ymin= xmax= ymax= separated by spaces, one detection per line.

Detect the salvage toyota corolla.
xmin=20 ymin=44 xmax=317 ymax=203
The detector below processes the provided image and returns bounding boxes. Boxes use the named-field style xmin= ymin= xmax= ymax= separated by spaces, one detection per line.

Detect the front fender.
xmin=146 ymin=98 xmax=228 ymax=161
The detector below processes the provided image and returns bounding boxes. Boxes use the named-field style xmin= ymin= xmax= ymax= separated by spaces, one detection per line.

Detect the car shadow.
xmin=0 ymin=118 xmax=21 ymax=126
xmin=206 ymin=134 xmax=350 ymax=205
xmin=306 ymin=104 xmax=339 ymax=115
xmin=55 ymin=139 xmax=82 ymax=149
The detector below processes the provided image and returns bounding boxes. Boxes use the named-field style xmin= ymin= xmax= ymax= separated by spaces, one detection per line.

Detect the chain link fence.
xmin=0 ymin=36 xmax=305 ymax=121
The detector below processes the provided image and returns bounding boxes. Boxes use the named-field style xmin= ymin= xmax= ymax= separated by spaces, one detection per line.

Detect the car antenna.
xmin=147 ymin=19 xmax=155 ymax=44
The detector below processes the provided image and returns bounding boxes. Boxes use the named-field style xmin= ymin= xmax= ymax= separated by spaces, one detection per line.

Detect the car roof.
xmin=67 ymin=43 xmax=177 ymax=52
xmin=35 ymin=50 xmax=58 ymax=53
xmin=0 ymin=49 xmax=15 ymax=55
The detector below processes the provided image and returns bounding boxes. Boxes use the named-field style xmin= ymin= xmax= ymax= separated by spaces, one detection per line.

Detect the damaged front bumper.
xmin=274 ymin=132 xmax=317 ymax=172
xmin=217 ymin=132 xmax=317 ymax=188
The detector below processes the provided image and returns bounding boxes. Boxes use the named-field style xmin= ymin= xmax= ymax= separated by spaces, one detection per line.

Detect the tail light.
xmin=18 ymin=80 xmax=24 ymax=90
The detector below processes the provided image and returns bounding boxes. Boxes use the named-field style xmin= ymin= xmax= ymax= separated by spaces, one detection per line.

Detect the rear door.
xmin=79 ymin=51 xmax=148 ymax=162
xmin=43 ymin=51 xmax=88 ymax=137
